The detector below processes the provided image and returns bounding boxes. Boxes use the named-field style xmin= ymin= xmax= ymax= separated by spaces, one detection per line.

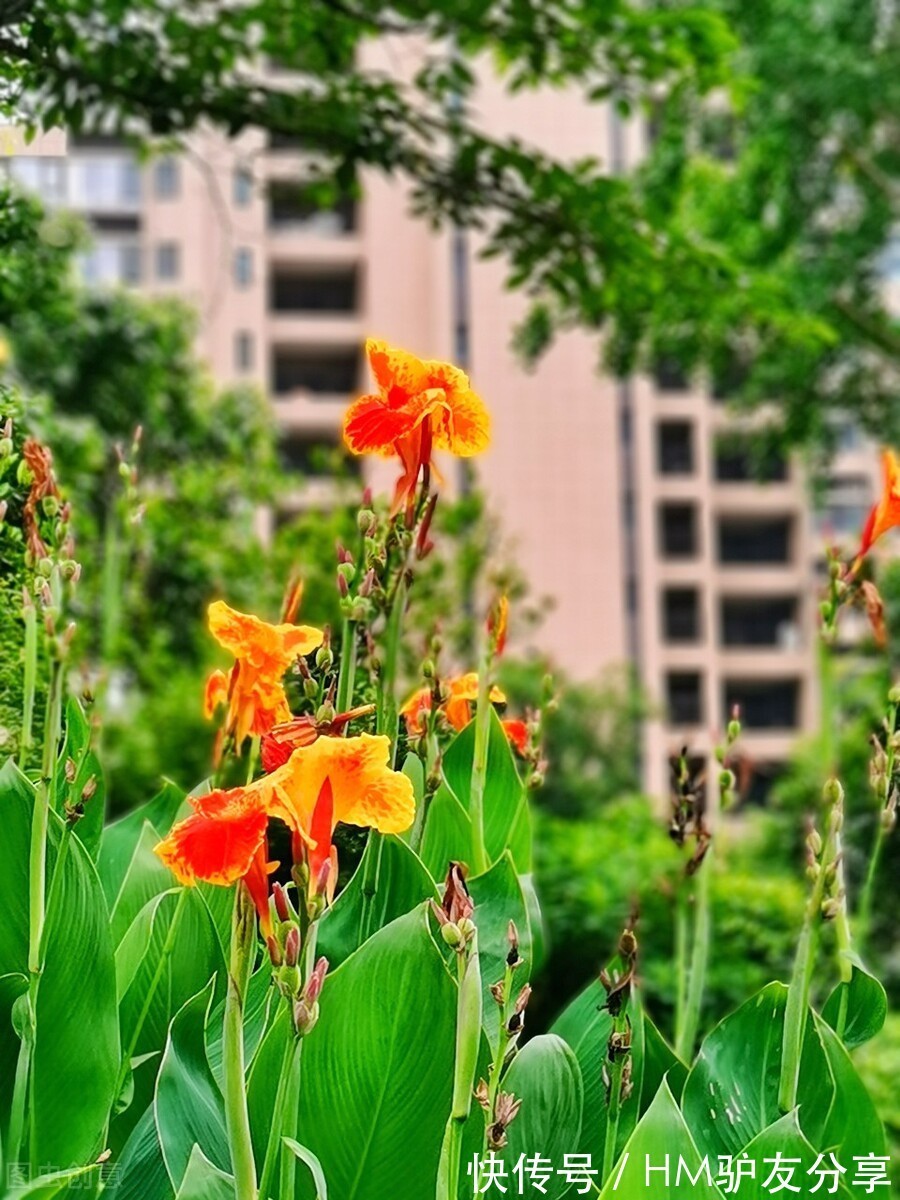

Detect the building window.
xmin=234 ymin=248 xmax=254 ymax=288
xmin=272 ymin=349 xmax=360 ymax=396
xmin=153 ymin=156 xmax=179 ymax=199
xmin=155 ymin=241 xmax=180 ymax=281
xmin=721 ymin=597 xmax=799 ymax=648
xmin=659 ymin=503 xmax=698 ymax=558
xmin=233 ymin=168 xmax=254 ymax=207
xmin=718 ymin=518 xmax=791 ymax=565
xmin=714 ymin=436 xmax=788 ymax=482
xmin=657 ymin=421 xmax=694 ymax=475
xmin=270 ymin=268 xmax=357 ymax=313
xmin=234 ymin=331 xmax=255 ymax=373
xmin=666 ymin=672 xmax=703 ymax=726
xmin=662 ymin=588 xmax=700 ymax=642
xmin=119 ymin=243 xmax=142 ymax=285
xmin=723 ymin=679 xmax=799 ymax=729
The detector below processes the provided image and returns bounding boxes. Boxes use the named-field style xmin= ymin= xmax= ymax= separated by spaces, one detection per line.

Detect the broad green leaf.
xmin=682 ymin=983 xmax=832 ymax=1162
xmin=156 ymin=982 xmax=230 ymax=1191
xmin=262 ymin=906 xmax=457 ymax=1200
xmin=53 ymin=696 xmax=105 ymax=859
xmin=0 ymin=760 xmax=33 ymax=1134
xmin=30 ymin=792 xmax=120 ymax=1167
xmin=116 ymin=890 xmax=172 ymax=1001
xmin=110 ymin=820 xmax=175 ymax=945
xmin=815 ymin=1013 xmax=885 ymax=1164
xmin=419 ymin=785 xmax=471 ymax=882
xmin=401 ymin=752 xmax=425 ymax=802
xmin=284 ymin=1139 xmax=329 ymax=1199
xmin=468 ymin=853 xmax=532 ymax=1051
xmin=641 ymin=1012 xmax=687 ymax=1107
xmin=174 ymin=1145 xmax=235 ymax=1200
xmin=599 ymin=1081 xmax=725 ymax=1199
xmin=821 ymin=961 xmax=887 ymax=1050
xmin=105 ymin=1105 xmax=174 ymax=1200
xmin=518 ymin=872 xmax=545 ymax=971
xmin=318 ymin=833 xmax=437 ymax=966
xmin=550 ymin=973 xmax=647 ymax=1163
xmin=442 ymin=711 xmax=531 ymax=871
xmin=500 ymin=1035 xmax=583 ymax=1200
xmin=99 ymin=781 xmax=185 ymax=906
xmin=728 ymin=1111 xmax=853 ymax=1200
xmin=119 ymin=888 xmax=224 ymax=1058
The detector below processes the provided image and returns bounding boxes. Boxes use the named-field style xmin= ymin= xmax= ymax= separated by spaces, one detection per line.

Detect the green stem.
xmin=259 ymin=1033 xmax=301 ymax=1200
xmin=468 ymin=667 xmax=492 ymax=877
xmin=779 ymin=794 xmax=841 ymax=1113
xmin=28 ymin=659 xmax=63 ymax=977
xmin=114 ymin=888 xmax=188 ymax=1101
xmin=356 ymin=831 xmax=384 ymax=946
xmin=673 ymin=887 xmax=689 ymax=1055
xmin=601 ymin=1037 xmax=626 ymax=1184
xmin=224 ymin=886 xmax=259 ymax=1200
xmin=101 ymin=501 xmax=122 ymax=666
xmin=676 ymin=852 xmax=711 ymax=1062
xmin=19 ymin=600 xmax=38 ymax=769
xmin=438 ymin=940 xmax=481 ymax=1200
xmin=377 ymin=575 xmax=407 ymax=758
xmin=335 ymin=617 xmax=357 ymax=715
xmin=482 ymin=962 xmax=514 ymax=1149
xmin=859 ymin=700 xmax=896 ymax=950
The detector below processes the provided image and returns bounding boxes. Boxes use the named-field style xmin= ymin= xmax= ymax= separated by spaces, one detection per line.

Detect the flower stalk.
xmin=224 ymin=885 xmax=259 ymax=1200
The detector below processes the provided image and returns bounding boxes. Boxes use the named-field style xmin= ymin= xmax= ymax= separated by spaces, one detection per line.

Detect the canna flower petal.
xmin=501 ymin=719 xmax=530 ymax=757
xmin=401 ymin=673 xmax=507 ymax=735
xmin=155 ymin=787 xmax=269 ymax=888
xmin=264 ymin=733 xmax=415 ymax=838
xmin=856 ymin=450 xmax=900 ymax=562
xmin=204 ymin=668 xmax=231 ymax=719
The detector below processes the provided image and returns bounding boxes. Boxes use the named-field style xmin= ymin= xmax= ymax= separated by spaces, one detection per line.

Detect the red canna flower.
xmin=205 ymin=600 xmax=323 ymax=746
xmin=500 ymin=718 xmax=530 ymax=758
xmin=342 ymin=339 xmax=490 ymax=514
xmin=855 ymin=450 xmax=900 ymax=565
xmin=260 ymin=705 xmax=375 ymax=773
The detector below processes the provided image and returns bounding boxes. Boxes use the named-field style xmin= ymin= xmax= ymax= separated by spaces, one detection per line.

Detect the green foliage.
xmin=854 ymin=1014 xmax=900 ymax=1190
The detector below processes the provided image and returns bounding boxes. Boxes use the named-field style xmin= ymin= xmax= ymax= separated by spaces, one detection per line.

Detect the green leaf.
xmin=599 ymin=1081 xmax=725 ymax=1199
xmin=105 ymin=1105 xmax=175 ymax=1200
xmin=257 ymin=906 xmax=457 ymax=1200
xmin=518 ymin=872 xmax=545 ymax=971
xmin=821 ymin=961 xmax=887 ymax=1049
xmin=442 ymin=711 xmax=531 ymax=871
xmin=174 ymin=1145 xmax=236 ymax=1200
xmin=156 ymin=981 xmax=230 ymax=1191
xmin=116 ymin=890 xmax=172 ymax=1000
xmin=0 ymin=760 xmax=33 ymax=1134
xmin=682 ymin=983 xmax=833 ymax=1162
xmin=284 ymin=1139 xmax=329 ymax=1199
xmin=206 ymin=960 xmax=273 ymax=1090
xmin=500 ymin=1034 xmax=583 ymax=1200
xmin=29 ymin=791 xmax=120 ymax=1167
xmin=641 ymin=1011 xmax=687 ymax=1107
xmin=5 ymin=1161 xmax=103 ymax=1198
xmin=109 ymin=820 xmax=175 ymax=946
xmin=728 ymin=1111 xmax=853 ymax=1200
xmin=119 ymin=888 xmax=225 ymax=1059
xmin=419 ymin=786 xmax=471 ymax=881
xmin=467 ymin=853 xmax=532 ymax=1051
xmin=815 ymin=1013 xmax=885 ymax=1164
xmin=99 ymin=781 xmax=185 ymax=907
xmin=318 ymin=834 xmax=437 ymax=967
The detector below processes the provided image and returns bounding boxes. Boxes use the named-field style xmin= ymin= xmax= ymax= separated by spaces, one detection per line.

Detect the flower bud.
xmin=284 ymin=925 xmax=301 ymax=968
xmin=441 ymin=922 xmax=465 ymax=949
xmin=718 ymin=769 xmax=735 ymax=793
xmin=337 ymin=561 xmax=355 ymax=583
xmin=822 ymin=778 xmax=844 ymax=808
xmin=42 ymin=495 xmax=60 ymax=518
xmin=303 ymin=677 xmax=319 ymax=700
xmin=336 ymin=571 xmax=349 ymax=599
xmin=315 ymin=646 xmax=334 ymax=672
xmin=316 ymin=702 xmax=336 ymax=725
xmin=357 ymin=509 xmax=376 ymax=535
xmin=267 ymin=935 xmax=283 ymax=966
xmin=890 ymin=686 xmax=900 ymax=706
xmin=272 ymin=881 xmax=292 ymax=923
xmin=0 ymin=437 xmax=12 ymax=458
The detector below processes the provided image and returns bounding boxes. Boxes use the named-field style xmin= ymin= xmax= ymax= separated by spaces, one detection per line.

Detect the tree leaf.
xmin=821 ymin=960 xmax=887 ymax=1050
xmin=500 ymin=1034 xmax=583 ymax=1200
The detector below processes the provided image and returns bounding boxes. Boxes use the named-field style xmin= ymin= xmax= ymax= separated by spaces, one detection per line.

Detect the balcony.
xmin=718 ymin=517 xmax=792 ymax=565
xmin=657 ymin=421 xmax=694 ymax=476
xmin=659 ymin=503 xmax=699 ymax=559
xmin=720 ymin=597 xmax=799 ymax=648
xmin=662 ymin=587 xmax=701 ymax=643
xmin=271 ymin=348 xmax=360 ymax=400
xmin=723 ymin=678 xmax=800 ymax=730
xmin=666 ymin=672 xmax=704 ymax=727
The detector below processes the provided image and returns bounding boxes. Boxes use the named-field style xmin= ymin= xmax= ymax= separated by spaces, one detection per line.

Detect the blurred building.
xmin=1 ymin=80 xmax=886 ymax=806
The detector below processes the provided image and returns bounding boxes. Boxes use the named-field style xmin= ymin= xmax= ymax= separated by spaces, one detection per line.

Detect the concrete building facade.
xmin=1 ymin=80 xmax=884 ymax=807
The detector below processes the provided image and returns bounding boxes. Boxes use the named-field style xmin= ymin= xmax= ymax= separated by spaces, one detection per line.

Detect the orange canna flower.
xmin=855 ymin=450 xmax=900 ymax=565
xmin=156 ymin=732 xmax=415 ymax=928
xmin=154 ymin=785 xmax=275 ymax=936
xmin=205 ymin=600 xmax=324 ymax=746
xmin=342 ymin=339 xmax=490 ymax=513
xmin=401 ymin=673 xmax=527 ymax=753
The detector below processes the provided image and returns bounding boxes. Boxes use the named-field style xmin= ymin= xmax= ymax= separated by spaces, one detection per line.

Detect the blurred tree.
xmin=603 ymin=0 xmax=900 ymax=451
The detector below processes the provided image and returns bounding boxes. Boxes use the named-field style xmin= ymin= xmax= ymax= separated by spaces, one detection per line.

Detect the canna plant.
xmin=0 ymin=351 xmax=896 ymax=1200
